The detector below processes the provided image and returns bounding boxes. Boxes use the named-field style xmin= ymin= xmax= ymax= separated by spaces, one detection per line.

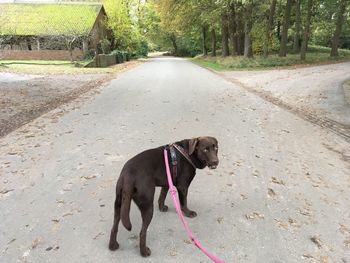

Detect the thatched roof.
xmin=0 ymin=3 xmax=105 ymax=37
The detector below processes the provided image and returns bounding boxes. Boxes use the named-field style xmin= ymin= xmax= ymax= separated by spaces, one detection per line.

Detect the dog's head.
xmin=188 ymin=136 xmax=219 ymax=169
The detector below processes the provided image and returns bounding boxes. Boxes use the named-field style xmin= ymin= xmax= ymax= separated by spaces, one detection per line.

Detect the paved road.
xmin=1 ymin=57 xmax=349 ymax=263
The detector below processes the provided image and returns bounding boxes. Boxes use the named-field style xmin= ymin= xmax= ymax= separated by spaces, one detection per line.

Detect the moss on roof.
xmin=0 ymin=3 xmax=103 ymax=36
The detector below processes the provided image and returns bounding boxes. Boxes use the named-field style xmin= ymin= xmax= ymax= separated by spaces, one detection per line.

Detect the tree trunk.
xmin=263 ymin=0 xmax=277 ymax=58
xmin=330 ymin=0 xmax=347 ymax=57
xmin=202 ymin=25 xmax=208 ymax=56
xmin=26 ymin=37 xmax=32 ymax=50
xmin=244 ymin=2 xmax=253 ymax=58
xmin=277 ymin=20 xmax=281 ymax=41
xmin=221 ymin=11 xmax=230 ymax=57
xmin=300 ymin=0 xmax=313 ymax=60
xmin=170 ymin=33 xmax=178 ymax=55
xmin=279 ymin=0 xmax=293 ymax=57
xmin=293 ymin=0 xmax=301 ymax=53
xmin=211 ymin=28 xmax=217 ymax=57
xmin=83 ymin=39 xmax=88 ymax=54
xmin=229 ymin=1 xmax=237 ymax=56
xmin=236 ymin=2 xmax=244 ymax=55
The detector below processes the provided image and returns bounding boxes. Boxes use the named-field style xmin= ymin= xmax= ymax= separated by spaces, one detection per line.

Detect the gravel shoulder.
xmin=344 ymin=80 xmax=350 ymax=105
xmin=0 ymin=61 xmax=141 ymax=137
xmin=219 ymin=62 xmax=350 ymax=141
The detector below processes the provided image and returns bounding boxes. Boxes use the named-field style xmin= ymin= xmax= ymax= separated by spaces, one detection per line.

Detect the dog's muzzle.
xmin=208 ymin=160 xmax=219 ymax=170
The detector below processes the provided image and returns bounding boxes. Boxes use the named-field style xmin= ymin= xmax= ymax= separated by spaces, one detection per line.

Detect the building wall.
xmin=0 ymin=50 xmax=83 ymax=60
xmin=89 ymin=9 xmax=110 ymax=49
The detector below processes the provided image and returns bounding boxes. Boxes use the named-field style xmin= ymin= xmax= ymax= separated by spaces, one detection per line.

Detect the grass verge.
xmin=0 ymin=59 xmax=141 ymax=74
xmin=191 ymin=46 xmax=350 ymax=71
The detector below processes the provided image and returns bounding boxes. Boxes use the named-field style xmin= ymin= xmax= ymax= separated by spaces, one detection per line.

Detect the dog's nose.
xmin=208 ymin=160 xmax=219 ymax=169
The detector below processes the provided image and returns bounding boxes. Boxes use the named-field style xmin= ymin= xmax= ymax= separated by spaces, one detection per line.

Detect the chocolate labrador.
xmin=108 ymin=136 xmax=219 ymax=257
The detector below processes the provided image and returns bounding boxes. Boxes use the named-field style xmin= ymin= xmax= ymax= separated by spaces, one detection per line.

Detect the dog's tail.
xmin=120 ymin=178 xmax=133 ymax=231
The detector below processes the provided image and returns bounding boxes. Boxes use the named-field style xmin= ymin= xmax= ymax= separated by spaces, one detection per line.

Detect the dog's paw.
xmin=140 ymin=247 xmax=151 ymax=257
xmin=159 ymin=205 xmax=168 ymax=212
xmin=184 ymin=210 xmax=197 ymax=218
xmin=109 ymin=241 xmax=119 ymax=251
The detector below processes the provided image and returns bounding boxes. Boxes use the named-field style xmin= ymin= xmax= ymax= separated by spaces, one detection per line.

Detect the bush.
xmin=83 ymin=49 xmax=96 ymax=60
xmin=171 ymin=36 xmax=201 ymax=57
xmin=100 ymin=38 xmax=111 ymax=54
xmin=130 ymin=38 xmax=149 ymax=58
xmin=111 ymin=50 xmax=130 ymax=63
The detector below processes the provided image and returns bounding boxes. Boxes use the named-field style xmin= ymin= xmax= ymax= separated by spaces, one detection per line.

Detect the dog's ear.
xmin=188 ymin=138 xmax=198 ymax=155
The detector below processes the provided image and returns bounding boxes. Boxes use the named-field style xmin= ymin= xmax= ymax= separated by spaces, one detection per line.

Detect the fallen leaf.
xmin=62 ymin=212 xmax=73 ymax=217
xmin=93 ymin=232 xmax=104 ymax=240
xmin=128 ymin=234 xmax=138 ymax=240
xmin=268 ymin=188 xmax=276 ymax=197
xmin=81 ymin=175 xmax=97 ymax=180
xmin=271 ymin=177 xmax=285 ymax=185
xmin=217 ymin=217 xmax=224 ymax=223
xmin=310 ymin=236 xmax=322 ymax=248
xmin=31 ymin=238 xmax=40 ymax=249
xmin=320 ymin=256 xmax=329 ymax=263
xmin=0 ymin=189 xmax=14 ymax=194
xmin=245 ymin=212 xmax=264 ymax=220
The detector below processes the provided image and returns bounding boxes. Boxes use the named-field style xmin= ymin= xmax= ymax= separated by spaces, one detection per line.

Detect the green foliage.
xmin=175 ymin=37 xmax=202 ymax=57
xmin=100 ymin=38 xmax=111 ymax=54
xmin=83 ymin=49 xmax=96 ymax=60
xmin=131 ymin=38 xmax=149 ymax=57
xmin=102 ymin=0 xmax=156 ymax=56
xmin=252 ymin=22 xmax=279 ymax=55
xmin=103 ymin=0 xmax=134 ymax=49
xmin=193 ymin=46 xmax=350 ymax=70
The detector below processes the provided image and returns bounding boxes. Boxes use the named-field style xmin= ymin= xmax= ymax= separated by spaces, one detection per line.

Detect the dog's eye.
xmin=204 ymin=148 xmax=209 ymax=152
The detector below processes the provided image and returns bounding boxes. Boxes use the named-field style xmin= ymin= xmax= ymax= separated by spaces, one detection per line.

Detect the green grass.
xmin=192 ymin=46 xmax=350 ymax=71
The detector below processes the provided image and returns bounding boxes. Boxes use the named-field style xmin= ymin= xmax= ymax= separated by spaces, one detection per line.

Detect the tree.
xmin=330 ymin=0 xmax=347 ymax=57
xmin=235 ymin=1 xmax=245 ymax=55
xmin=243 ymin=1 xmax=253 ymax=58
xmin=300 ymin=0 xmax=313 ymax=60
xmin=221 ymin=10 xmax=230 ymax=56
xmin=263 ymin=0 xmax=277 ymax=58
xmin=103 ymin=0 xmax=134 ymax=50
xmin=202 ymin=25 xmax=208 ymax=55
xmin=279 ymin=0 xmax=293 ymax=57
xmin=229 ymin=1 xmax=238 ymax=56
xmin=211 ymin=28 xmax=217 ymax=56
xmin=292 ymin=0 xmax=301 ymax=53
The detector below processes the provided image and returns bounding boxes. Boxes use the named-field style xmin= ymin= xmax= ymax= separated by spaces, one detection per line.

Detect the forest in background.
xmin=103 ymin=0 xmax=349 ymax=62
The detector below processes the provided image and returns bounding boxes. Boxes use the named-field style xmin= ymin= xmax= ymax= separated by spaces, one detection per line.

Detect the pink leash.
xmin=163 ymin=149 xmax=225 ymax=263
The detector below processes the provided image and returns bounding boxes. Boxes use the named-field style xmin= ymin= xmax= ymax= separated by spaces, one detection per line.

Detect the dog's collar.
xmin=171 ymin=143 xmax=196 ymax=170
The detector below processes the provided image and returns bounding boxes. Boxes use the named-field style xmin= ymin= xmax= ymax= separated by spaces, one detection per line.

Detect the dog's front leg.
xmin=158 ymin=187 xmax=169 ymax=212
xmin=177 ymin=187 xmax=197 ymax=218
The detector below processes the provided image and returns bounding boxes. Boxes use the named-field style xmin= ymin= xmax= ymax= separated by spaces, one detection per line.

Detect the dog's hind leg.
xmin=158 ymin=186 xmax=169 ymax=212
xmin=139 ymin=205 xmax=153 ymax=257
xmin=109 ymin=182 xmax=122 ymax=251
xmin=134 ymin=187 xmax=154 ymax=257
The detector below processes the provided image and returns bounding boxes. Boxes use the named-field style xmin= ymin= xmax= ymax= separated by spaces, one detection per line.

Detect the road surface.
xmin=1 ymin=57 xmax=349 ymax=263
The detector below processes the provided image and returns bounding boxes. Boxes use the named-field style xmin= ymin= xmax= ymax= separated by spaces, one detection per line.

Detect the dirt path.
xmin=220 ymin=62 xmax=350 ymax=142
xmin=0 ymin=61 xmax=141 ymax=137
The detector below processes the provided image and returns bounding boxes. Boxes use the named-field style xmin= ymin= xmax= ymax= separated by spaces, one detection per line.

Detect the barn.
xmin=0 ymin=2 xmax=111 ymax=60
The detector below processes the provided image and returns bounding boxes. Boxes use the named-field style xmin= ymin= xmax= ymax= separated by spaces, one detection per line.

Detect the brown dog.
xmin=108 ymin=136 xmax=219 ymax=257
